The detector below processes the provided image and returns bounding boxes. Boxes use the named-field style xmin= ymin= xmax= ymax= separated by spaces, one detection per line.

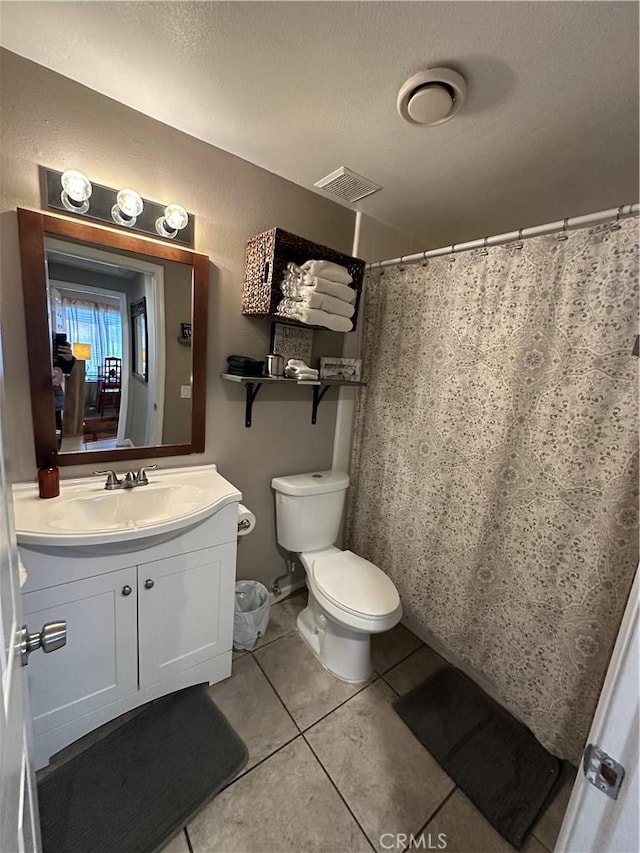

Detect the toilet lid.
xmin=312 ymin=550 xmax=400 ymax=618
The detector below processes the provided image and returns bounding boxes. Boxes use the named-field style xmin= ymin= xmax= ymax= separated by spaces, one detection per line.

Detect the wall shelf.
xmin=220 ymin=373 xmax=366 ymax=428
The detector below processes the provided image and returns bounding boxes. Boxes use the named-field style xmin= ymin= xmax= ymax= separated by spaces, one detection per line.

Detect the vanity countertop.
xmin=13 ymin=463 xmax=241 ymax=547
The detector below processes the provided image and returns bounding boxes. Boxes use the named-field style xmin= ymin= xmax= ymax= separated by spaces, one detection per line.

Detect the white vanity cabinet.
xmin=19 ymin=503 xmax=238 ymax=769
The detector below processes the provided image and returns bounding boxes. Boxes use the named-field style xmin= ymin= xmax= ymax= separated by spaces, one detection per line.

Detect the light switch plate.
xmin=180 ymin=385 xmax=191 ymax=399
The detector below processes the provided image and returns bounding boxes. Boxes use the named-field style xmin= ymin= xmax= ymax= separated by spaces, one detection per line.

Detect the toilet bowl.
xmin=271 ymin=470 xmax=402 ymax=683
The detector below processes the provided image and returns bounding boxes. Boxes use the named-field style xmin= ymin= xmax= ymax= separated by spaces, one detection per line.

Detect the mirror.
xmin=17 ymin=208 xmax=209 ymax=466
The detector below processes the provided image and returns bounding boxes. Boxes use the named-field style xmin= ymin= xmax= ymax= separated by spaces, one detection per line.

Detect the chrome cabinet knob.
xmin=20 ymin=621 xmax=67 ymax=666
xmin=144 ymin=579 xmax=155 ymax=589
xmin=122 ymin=585 xmax=132 ymax=596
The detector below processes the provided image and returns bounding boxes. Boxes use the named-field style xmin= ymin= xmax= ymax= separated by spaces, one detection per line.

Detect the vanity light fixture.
xmin=60 ymin=170 xmax=92 ymax=214
xmin=111 ymin=188 xmax=144 ymax=228
xmin=155 ymin=204 xmax=189 ymax=239
xmin=44 ymin=167 xmax=195 ymax=247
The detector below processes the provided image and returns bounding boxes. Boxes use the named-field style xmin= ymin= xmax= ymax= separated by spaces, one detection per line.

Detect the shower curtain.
xmin=346 ymin=219 xmax=638 ymax=762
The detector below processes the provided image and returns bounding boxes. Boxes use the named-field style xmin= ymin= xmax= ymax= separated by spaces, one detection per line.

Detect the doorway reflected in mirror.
xmin=46 ymin=237 xmax=191 ymax=454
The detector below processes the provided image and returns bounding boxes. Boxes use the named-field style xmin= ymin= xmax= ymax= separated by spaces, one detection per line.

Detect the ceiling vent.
xmin=397 ymin=67 xmax=467 ymax=127
xmin=314 ymin=167 xmax=382 ymax=203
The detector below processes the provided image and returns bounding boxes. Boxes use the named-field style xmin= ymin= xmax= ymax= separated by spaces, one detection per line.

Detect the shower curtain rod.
xmin=369 ymin=202 xmax=639 ymax=271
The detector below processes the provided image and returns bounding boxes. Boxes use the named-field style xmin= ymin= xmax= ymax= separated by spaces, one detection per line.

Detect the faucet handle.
xmin=135 ymin=464 xmax=157 ymax=485
xmin=94 ymin=470 xmax=121 ymax=490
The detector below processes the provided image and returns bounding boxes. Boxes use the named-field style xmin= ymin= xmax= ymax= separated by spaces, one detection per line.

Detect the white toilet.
xmin=271 ymin=469 xmax=402 ymax=683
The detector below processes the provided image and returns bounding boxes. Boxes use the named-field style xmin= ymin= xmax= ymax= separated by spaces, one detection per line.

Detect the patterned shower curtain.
xmin=346 ymin=219 xmax=638 ymax=762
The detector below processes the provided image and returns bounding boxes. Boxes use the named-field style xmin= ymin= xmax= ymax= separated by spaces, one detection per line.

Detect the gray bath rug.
xmin=38 ymin=684 xmax=248 ymax=853
xmin=394 ymin=667 xmax=561 ymax=849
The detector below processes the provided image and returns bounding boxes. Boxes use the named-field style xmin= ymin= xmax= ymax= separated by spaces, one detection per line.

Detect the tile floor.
xmin=164 ymin=589 xmax=576 ymax=853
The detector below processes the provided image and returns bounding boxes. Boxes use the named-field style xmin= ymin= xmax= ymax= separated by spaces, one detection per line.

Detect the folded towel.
xmin=298 ymin=288 xmax=355 ymax=318
xmin=285 ymin=367 xmax=319 ymax=380
xmin=301 ymin=275 xmax=356 ymax=304
xmin=301 ymin=260 xmax=353 ymax=284
xmin=227 ymin=355 xmax=264 ymax=376
xmin=293 ymin=305 xmax=353 ymax=332
xmin=286 ymin=359 xmax=312 ymax=369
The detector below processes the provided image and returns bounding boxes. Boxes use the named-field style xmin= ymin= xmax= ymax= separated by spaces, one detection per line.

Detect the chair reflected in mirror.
xmin=96 ymin=357 xmax=122 ymax=417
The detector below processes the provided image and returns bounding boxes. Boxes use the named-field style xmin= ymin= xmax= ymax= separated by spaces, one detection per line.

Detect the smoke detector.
xmin=397 ymin=67 xmax=467 ymax=127
xmin=314 ymin=167 xmax=382 ymax=203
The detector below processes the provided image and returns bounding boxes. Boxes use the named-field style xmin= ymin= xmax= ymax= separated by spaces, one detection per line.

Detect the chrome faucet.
xmin=95 ymin=465 xmax=157 ymax=490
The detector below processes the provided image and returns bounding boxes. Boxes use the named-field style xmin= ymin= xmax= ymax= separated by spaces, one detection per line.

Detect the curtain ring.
xmin=398 ymin=255 xmax=405 ymax=271
xmin=448 ymin=243 xmax=456 ymax=263
xmin=609 ymin=205 xmax=624 ymax=231
xmin=480 ymin=236 xmax=489 ymax=256
xmin=421 ymin=249 xmax=428 ymax=267
xmin=557 ymin=218 xmax=569 ymax=241
xmin=513 ymin=228 xmax=523 ymax=250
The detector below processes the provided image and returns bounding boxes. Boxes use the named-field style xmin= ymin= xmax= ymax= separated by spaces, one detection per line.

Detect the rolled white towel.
xmin=298 ymin=288 xmax=355 ymax=318
xmin=276 ymin=298 xmax=301 ymax=317
xmin=302 ymin=275 xmax=356 ymax=304
xmin=294 ymin=306 xmax=353 ymax=332
xmin=287 ymin=359 xmax=312 ymax=369
xmin=301 ymin=260 xmax=353 ymax=284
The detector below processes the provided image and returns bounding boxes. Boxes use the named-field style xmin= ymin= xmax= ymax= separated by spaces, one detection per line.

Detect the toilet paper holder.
xmin=237 ymin=503 xmax=256 ymax=536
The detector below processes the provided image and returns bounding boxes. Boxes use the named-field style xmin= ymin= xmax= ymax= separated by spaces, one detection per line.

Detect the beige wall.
xmin=0 ymin=49 xmax=357 ymax=586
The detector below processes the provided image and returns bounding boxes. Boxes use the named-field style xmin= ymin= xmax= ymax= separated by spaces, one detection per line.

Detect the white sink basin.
xmin=13 ymin=464 xmax=241 ymax=547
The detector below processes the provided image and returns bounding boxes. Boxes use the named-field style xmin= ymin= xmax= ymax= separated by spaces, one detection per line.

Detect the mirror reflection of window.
xmin=64 ymin=297 xmax=123 ymax=381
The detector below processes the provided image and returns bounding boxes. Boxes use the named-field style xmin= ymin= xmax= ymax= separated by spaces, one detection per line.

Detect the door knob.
xmin=122 ymin=585 xmax=132 ymax=596
xmin=20 ymin=621 xmax=67 ymax=666
xmin=144 ymin=579 xmax=155 ymax=589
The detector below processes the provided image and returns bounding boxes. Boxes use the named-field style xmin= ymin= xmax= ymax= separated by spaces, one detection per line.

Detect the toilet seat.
xmin=312 ymin=549 xmax=400 ymax=619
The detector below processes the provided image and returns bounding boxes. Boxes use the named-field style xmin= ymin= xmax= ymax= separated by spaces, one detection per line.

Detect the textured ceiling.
xmin=1 ymin=1 xmax=638 ymax=249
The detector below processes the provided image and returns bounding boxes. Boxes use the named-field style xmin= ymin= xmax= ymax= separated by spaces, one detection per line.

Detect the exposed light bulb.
xmin=60 ymin=170 xmax=92 ymax=213
xmin=155 ymin=204 xmax=188 ymax=238
xmin=111 ymin=188 xmax=144 ymax=227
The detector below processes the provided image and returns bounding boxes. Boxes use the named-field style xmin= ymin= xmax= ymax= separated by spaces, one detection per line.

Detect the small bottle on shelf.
xmin=38 ymin=451 xmax=60 ymax=499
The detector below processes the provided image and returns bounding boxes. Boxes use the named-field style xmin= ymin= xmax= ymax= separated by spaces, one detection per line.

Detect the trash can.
xmin=233 ymin=580 xmax=270 ymax=650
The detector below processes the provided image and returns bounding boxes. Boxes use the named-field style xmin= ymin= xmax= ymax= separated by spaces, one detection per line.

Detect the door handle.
xmin=20 ymin=621 xmax=67 ymax=666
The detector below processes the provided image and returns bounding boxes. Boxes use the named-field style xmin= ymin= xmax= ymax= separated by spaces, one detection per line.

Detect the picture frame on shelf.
xmin=270 ymin=322 xmax=314 ymax=365
xmin=319 ymin=357 xmax=361 ymax=381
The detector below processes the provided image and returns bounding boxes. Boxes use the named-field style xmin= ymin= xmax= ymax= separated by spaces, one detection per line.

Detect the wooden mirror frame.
xmin=17 ymin=208 xmax=208 ymax=467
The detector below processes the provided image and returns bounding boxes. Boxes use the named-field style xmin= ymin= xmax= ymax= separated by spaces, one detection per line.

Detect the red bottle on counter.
xmin=38 ymin=452 xmax=60 ymax=499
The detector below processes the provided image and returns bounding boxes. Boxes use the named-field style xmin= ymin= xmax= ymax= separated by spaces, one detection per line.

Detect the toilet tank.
xmin=271 ymin=470 xmax=349 ymax=552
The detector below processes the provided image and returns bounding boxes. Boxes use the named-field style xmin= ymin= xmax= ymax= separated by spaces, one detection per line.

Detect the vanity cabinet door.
xmin=138 ymin=543 xmax=236 ymax=689
xmin=22 ymin=567 xmax=139 ymax=738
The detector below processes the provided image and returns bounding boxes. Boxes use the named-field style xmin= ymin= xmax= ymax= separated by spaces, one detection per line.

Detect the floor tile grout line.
xmin=300 ymin=675 xmax=381 ymax=733
xmin=218 ymin=731 xmax=302 ymax=791
xmin=251 ymin=649 xmax=305 ymax=734
xmin=380 ymin=672 xmax=402 ymax=696
xmin=183 ymin=826 xmax=194 ymax=853
xmin=412 ymin=784 xmax=458 ymax=840
xmin=373 ymin=642 xmax=426 ymax=680
xmin=302 ymin=732 xmax=378 ymax=853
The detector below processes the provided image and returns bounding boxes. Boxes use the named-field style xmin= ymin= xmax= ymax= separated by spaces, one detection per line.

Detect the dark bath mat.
xmin=38 ymin=684 xmax=248 ymax=853
xmin=394 ymin=667 xmax=561 ymax=849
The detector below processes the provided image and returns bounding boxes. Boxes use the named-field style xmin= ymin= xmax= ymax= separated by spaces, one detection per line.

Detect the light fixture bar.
xmin=42 ymin=167 xmax=194 ymax=247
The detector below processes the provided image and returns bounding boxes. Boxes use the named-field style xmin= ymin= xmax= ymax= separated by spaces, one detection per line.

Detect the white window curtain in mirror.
xmin=63 ymin=298 xmax=123 ymax=379
xmin=346 ymin=219 xmax=639 ymax=763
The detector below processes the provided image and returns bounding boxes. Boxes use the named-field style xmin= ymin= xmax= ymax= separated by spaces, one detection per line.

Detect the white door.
xmin=0 ymin=340 xmax=41 ymax=852
xmin=555 ymin=566 xmax=639 ymax=852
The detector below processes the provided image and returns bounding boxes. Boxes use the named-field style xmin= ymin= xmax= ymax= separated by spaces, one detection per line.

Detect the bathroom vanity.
xmin=14 ymin=464 xmax=241 ymax=768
